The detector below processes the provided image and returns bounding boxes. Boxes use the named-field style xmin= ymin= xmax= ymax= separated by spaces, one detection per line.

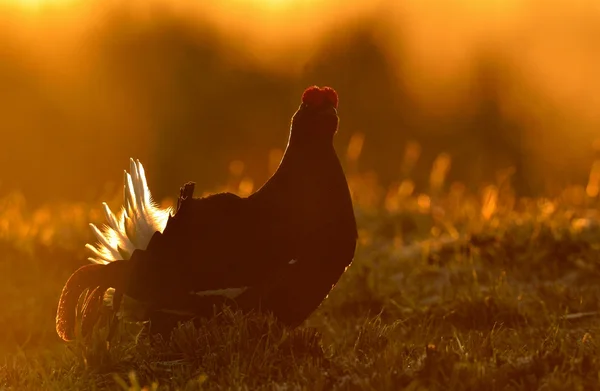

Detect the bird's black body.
xmin=114 ymin=99 xmax=357 ymax=334
xmin=56 ymin=87 xmax=357 ymax=341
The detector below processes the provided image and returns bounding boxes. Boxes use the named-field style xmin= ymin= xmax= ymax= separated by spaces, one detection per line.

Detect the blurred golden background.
xmin=1 ymin=0 xmax=599 ymax=207
xmin=3 ymin=0 xmax=600 ymax=361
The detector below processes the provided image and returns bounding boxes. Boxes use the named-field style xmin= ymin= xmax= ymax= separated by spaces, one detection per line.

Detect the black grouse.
xmin=56 ymin=86 xmax=357 ymax=341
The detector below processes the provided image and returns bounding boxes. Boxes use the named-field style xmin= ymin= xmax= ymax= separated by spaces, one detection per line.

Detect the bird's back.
xmin=123 ymin=190 xmax=295 ymax=309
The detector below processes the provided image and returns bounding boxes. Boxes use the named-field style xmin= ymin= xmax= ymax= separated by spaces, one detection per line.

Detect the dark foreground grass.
xmin=2 ymin=184 xmax=600 ymax=390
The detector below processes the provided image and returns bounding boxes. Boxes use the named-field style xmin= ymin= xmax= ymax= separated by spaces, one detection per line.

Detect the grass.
xmin=2 ymin=155 xmax=600 ymax=390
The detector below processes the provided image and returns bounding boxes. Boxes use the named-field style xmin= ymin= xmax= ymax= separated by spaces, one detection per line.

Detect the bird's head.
xmin=290 ymin=86 xmax=339 ymax=143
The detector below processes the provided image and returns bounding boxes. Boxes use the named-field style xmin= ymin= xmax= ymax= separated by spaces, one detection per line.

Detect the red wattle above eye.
xmin=301 ymin=86 xmax=338 ymax=109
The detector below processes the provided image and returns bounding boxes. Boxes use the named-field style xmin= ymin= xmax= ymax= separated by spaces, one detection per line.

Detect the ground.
xmin=1 ymin=175 xmax=600 ymax=390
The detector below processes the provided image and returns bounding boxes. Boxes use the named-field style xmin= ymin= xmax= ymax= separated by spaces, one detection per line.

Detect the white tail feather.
xmin=87 ymin=158 xmax=172 ymax=264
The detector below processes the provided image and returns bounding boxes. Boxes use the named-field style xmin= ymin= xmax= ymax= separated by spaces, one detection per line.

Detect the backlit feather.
xmin=87 ymin=158 xmax=172 ymax=264
xmin=84 ymin=158 xmax=172 ymax=317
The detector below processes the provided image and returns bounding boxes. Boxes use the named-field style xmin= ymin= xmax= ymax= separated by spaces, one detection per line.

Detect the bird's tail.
xmin=57 ymin=159 xmax=168 ymax=342
xmin=86 ymin=158 xmax=171 ymax=264
xmin=56 ymin=261 xmax=130 ymax=341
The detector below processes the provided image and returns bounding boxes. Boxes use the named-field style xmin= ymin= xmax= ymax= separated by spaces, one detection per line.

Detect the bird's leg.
xmin=144 ymin=294 xmax=237 ymax=339
xmin=106 ymin=289 xmax=124 ymax=346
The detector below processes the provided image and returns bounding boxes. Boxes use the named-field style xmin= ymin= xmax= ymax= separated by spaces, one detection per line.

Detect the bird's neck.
xmin=281 ymin=137 xmax=337 ymax=175
xmin=251 ymin=136 xmax=341 ymax=202
xmin=288 ymin=128 xmax=335 ymax=147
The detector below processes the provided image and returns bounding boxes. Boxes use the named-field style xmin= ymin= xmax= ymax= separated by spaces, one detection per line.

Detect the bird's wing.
xmin=123 ymin=191 xmax=294 ymax=308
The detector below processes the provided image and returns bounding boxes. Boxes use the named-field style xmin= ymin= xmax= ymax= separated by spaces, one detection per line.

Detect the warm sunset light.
xmin=235 ymin=0 xmax=298 ymax=9
xmin=0 ymin=0 xmax=76 ymax=10
xmin=3 ymin=0 xmax=600 ymax=389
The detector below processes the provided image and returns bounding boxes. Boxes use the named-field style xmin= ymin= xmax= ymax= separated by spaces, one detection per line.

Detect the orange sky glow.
xmin=1 ymin=0 xmax=600 ymax=201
